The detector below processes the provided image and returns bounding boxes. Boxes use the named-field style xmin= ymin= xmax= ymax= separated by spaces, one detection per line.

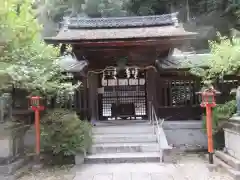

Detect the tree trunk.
xmin=186 ymin=0 xmax=190 ymax=21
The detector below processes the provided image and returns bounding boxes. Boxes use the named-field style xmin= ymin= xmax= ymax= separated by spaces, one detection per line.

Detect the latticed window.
xmin=171 ymin=81 xmax=193 ymax=106
xmin=159 ymin=79 xmax=200 ymax=107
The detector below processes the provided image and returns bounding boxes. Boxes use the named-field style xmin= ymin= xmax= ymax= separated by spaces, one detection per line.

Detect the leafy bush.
xmin=40 ymin=109 xmax=92 ymax=156
xmin=202 ymin=99 xmax=236 ymax=133
xmin=202 ymin=100 xmax=236 ymax=149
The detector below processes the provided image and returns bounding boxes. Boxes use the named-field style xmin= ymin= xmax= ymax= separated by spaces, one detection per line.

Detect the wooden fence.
xmin=156 ymin=75 xmax=240 ymax=120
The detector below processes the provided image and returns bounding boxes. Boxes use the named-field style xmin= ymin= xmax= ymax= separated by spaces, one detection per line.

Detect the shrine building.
xmin=45 ymin=13 xmax=216 ymax=149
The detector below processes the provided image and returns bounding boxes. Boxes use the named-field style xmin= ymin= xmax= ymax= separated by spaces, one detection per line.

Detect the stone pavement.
xmin=72 ymin=154 xmax=233 ymax=180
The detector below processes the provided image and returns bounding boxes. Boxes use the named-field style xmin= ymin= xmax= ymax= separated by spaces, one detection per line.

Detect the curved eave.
xmin=44 ymin=25 xmax=197 ymax=45
xmin=45 ymin=34 xmax=197 ymax=46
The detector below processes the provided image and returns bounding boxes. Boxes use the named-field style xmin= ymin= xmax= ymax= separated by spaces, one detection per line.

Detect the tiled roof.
xmin=58 ymin=54 xmax=88 ymax=72
xmin=158 ymin=53 xmax=211 ymax=69
xmin=45 ymin=13 xmax=197 ymax=42
xmin=64 ymin=13 xmax=178 ymax=29
xmin=48 ymin=26 xmax=196 ymax=41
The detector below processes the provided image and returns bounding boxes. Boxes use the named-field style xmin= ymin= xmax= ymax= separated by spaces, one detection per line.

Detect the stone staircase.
xmin=85 ymin=120 xmax=170 ymax=164
xmin=213 ymin=150 xmax=240 ymax=180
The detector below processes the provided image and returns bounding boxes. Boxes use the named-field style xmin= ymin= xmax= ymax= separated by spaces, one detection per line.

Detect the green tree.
xmin=126 ymin=0 xmax=171 ymax=16
xmin=190 ymin=35 xmax=240 ymax=82
xmin=0 ymin=0 xmax=77 ymax=96
xmin=42 ymin=0 xmax=128 ymax=22
xmin=39 ymin=0 xmax=240 ymax=39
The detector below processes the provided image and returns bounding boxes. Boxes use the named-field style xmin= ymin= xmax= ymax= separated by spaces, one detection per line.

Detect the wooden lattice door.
xmin=98 ymin=70 xmax=147 ymax=120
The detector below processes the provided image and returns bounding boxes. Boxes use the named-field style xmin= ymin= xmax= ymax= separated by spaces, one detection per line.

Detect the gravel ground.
xmin=18 ymin=165 xmax=75 ymax=180
xmin=19 ymin=154 xmax=233 ymax=180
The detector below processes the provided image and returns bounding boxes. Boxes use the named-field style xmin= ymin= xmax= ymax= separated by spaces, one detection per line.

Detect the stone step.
xmin=0 ymin=158 xmax=26 ymax=175
xmin=10 ymin=163 xmax=33 ymax=180
xmin=93 ymin=124 xmax=154 ymax=135
xmin=215 ymin=150 xmax=240 ymax=171
xmin=213 ymin=155 xmax=240 ymax=180
xmin=85 ymin=152 xmax=161 ymax=164
xmin=93 ymin=134 xmax=157 ymax=143
xmin=94 ymin=120 xmax=150 ymax=126
xmin=91 ymin=143 xmax=160 ymax=154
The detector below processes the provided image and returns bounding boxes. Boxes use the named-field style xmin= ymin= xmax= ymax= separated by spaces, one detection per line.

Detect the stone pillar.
xmin=220 ymin=88 xmax=240 ymax=161
xmin=236 ymin=86 xmax=240 ymax=115
xmin=0 ymin=94 xmax=29 ymax=178
xmin=223 ymin=116 xmax=240 ymax=159
xmin=88 ymin=73 xmax=99 ymax=123
xmin=0 ymin=122 xmax=27 ymax=163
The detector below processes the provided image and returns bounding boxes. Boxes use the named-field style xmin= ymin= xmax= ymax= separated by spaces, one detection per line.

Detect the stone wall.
xmin=224 ymin=128 xmax=240 ymax=159
xmin=163 ymin=120 xmax=208 ymax=150
xmin=24 ymin=126 xmax=35 ymax=152
xmin=223 ymin=119 xmax=240 ymax=160
xmin=25 ymin=121 xmax=209 ymax=151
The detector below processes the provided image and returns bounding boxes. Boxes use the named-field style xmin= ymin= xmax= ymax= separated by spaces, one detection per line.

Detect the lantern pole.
xmin=198 ymin=87 xmax=220 ymax=164
xmin=35 ymin=107 xmax=41 ymax=162
xmin=205 ymin=103 xmax=214 ymax=164
xmin=29 ymin=96 xmax=44 ymax=166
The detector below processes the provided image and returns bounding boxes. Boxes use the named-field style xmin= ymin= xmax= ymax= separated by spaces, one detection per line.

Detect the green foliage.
xmin=0 ymin=0 xmax=78 ymax=96
xmin=202 ymin=100 xmax=236 ymax=133
xmin=190 ymin=36 xmax=240 ymax=82
xmin=202 ymin=99 xmax=235 ymax=149
xmin=41 ymin=109 xmax=92 ymax=156
xmin=126 ymin=0 xmax=170 ymax=16
xmin=41 ymin=0 xmax=240 ymax=19
xmin=39 ymin=0 xmax=240 ymax=40
xmin=43 ymin=0 xmax=128 ymax=21
xmin=207 ymin=37 xmax=240 ymax=80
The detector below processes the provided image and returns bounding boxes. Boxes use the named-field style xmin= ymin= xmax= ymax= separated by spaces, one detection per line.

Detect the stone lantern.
xmin=230 ymin=86 xmax=240 ymax=119
xmin=0 ymin=93 xmax=29 ymax=178
xmin=234 ymin=86 xmax=240 ymax=117
xmin=219 ymin=86 xmax=240 ymax=168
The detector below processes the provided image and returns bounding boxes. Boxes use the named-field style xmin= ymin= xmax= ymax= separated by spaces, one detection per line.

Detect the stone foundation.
xmin=223 ymin=116 xmax=240 ymax=160
xmin=163 ymin=121 xmax=208 ymax=151
xmin=75 ymin=154 xmax=85 ymax=165
xmin=0 ymin=122 xmax=29 ymax=179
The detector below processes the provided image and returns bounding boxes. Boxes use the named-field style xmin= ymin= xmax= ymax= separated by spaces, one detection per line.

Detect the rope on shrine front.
xmin=87 ymin=65 xmax=157 ymax=75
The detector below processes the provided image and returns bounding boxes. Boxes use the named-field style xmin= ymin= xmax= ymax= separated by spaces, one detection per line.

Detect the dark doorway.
xmin=98 ymin=69 xmax=147 ymax=120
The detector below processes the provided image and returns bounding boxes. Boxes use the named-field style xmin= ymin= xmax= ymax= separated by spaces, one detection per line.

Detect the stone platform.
xmin=213 ymin=116 xmax=240 ymax=180
xmin=72 ymin=154 xmax=233 ymax=180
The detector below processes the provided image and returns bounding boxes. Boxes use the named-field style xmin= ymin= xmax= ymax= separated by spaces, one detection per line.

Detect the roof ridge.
xmin=62 ymin=12 xmax=179 ymax=29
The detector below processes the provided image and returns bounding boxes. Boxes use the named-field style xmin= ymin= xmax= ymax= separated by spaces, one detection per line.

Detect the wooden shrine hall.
xmin=45 ymin=13 xmax=205 ymax=122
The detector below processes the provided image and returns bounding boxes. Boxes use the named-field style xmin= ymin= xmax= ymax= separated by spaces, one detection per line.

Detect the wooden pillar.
xmin=83 ymin=77 xmax=88 ymax=120
xmin=60 ymin=44 xmax=66 ymax=55
xmin=88 ymin=72 xmax=99 ymax=123
xmin=76 ymin=77 xmax=88 ymax=121
xmin=146 ymin=69 xmax=157 ymax=115
xmin=146 ymin=69 xmax=157 ymax=102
